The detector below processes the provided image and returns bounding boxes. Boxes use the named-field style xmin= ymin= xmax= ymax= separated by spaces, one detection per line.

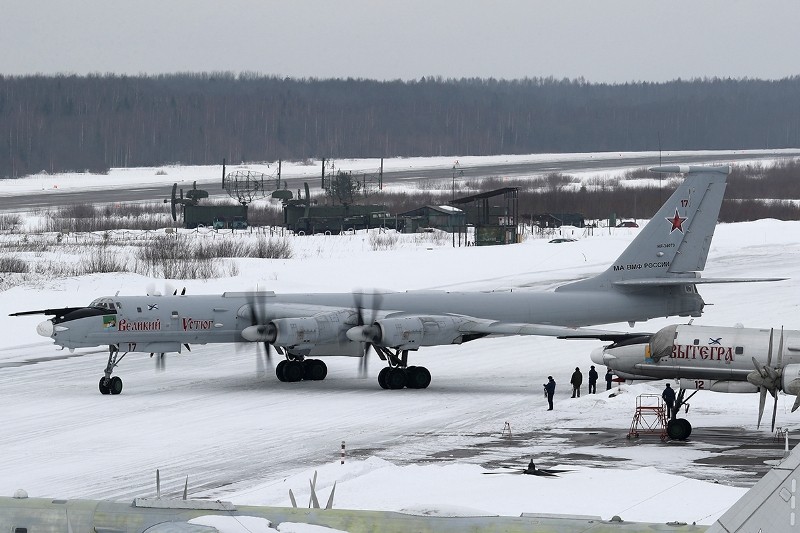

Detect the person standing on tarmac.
xmin=588 ymin=365 xmax=598 ymax=394
xmin=570 ymin=367 xmax=583 ymax=398
xmin=605 ymin=368 xmax=613 ymax=390
xmin=544 ymin=376 xmax=556 ymax=410
xmin=662 ymin=383 xmax=676 ymax=418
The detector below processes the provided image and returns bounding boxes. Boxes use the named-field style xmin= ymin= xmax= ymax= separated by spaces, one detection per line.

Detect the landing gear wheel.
xmin=282 ymin=360 xmax=304 ymax=382
xmin=386 ymin=368 xmax=407 ymax=390
xmin=378 ymin=367 xmax=390 ymax=389
xmin=109 ymin=376 xmax=123 ymax=395
xmin=406 ymin=366 xmax=431 ymax=389
xmin=99 ymin=377 xmax=110 ymax=395
xmin=667 ymin=418 xmax=692 ymax=440
xmin=304 ymin=359 xmax=327 ymax=381
xmin=276 ymin=360 xmax=288 ymax=382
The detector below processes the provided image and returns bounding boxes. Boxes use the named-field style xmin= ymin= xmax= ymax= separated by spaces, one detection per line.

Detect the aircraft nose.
xmin=590 ymin=345 xmax=611 ymax=366
xmin=36 ymin=319 xmax=54 ymax=337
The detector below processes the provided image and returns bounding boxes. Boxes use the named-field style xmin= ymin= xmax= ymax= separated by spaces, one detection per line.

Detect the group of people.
xmin=543 ymin=367 xmax=679 ymax=415
xmin=542 ymin=365 xmax=615 ymax=410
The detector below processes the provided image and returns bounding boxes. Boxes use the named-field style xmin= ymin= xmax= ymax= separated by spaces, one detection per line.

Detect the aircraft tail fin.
xmin=557 ymin=165 xmax=729 ymax=292
xmin=707 ymin=441 xmax=800 ymax=532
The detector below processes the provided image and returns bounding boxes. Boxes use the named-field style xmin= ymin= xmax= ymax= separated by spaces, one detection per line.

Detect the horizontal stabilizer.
xmin=9 ymin=307 xmax=84 ymax=317
xmin=648 ymin=164 xmax=730 ymax=175
xmin=613 ymin=277 xmax=787 ymax=287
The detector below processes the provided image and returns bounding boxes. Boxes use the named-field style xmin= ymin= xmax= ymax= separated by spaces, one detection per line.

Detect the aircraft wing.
xmin=457 ymin=318 xmax=626 ymax=339
xmin=707 ymin=442 xmax=800 ymax=533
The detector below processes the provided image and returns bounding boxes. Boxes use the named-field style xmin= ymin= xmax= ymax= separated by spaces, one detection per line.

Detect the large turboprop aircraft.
xmin=11 ymin=165 xmax=779 ymax=394
xmin=592 ymin=324 xmax=800 ymax=440
xmin=4 ymin=444 xmax=800 ymax=532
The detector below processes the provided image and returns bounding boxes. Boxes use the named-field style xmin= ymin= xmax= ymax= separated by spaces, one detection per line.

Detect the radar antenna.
xmin=221 ymin=158 xmax=282 ymax=205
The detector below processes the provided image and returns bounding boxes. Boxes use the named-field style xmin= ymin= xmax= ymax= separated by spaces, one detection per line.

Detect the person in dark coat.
xmin=570 ymin=367 xmax=583 ymax=398
xmin=662 ymin=383 xmax=676 ymax=418
xmin=605 ymin=368 xmax=613 ymax=390
xmin=588 ymin=365 xmax=598 ymax=394
xmin=543 ymin=376 xmax=556 ymax=410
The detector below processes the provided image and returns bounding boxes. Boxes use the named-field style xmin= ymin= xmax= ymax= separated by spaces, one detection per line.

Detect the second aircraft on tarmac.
xmin=593 ymin=323 xmax=800 ymax=439
xmin=11 ymin=165 xmax=782 ymax=395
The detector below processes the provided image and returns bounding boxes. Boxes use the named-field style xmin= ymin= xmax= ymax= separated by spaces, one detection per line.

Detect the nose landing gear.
xmin=99 ymin=344 xmax=126 ymax=395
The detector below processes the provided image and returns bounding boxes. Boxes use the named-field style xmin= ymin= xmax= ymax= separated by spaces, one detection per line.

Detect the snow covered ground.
xmin=1 ymin=154 xmax=799 ymax=529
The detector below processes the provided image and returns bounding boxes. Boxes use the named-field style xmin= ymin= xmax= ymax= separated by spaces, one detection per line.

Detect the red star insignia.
xmin=666 ymin=209 xmax=687 ymax=233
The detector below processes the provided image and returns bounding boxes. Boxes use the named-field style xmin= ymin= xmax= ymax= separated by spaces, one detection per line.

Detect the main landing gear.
xmin=99 ymin=344 xmax=127 ymax=395
xmin=374 ymin=347 xmax=431 ymax=390
xmin=275 ymin=358 xmax=328 ymax=383
xmin=666 ymin=388 xmax=697 ymax=441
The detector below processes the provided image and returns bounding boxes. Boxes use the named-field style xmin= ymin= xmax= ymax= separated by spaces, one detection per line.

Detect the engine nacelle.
xmin=270 ymin=310 xmax=350 ymax=348
xmin=270 ymin=317 xmax=319 ymax=347
xmin=374 ymin=316 xmax=467 ymax=349
xmin=783 ymin=364 xmax=800 ymax=395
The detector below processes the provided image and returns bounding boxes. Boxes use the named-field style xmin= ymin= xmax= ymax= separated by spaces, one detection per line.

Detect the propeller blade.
xmin=309 ymin=471 xmax=319 ymax=509
xmin=777 ymin=326 xmax=785 ymax=369
xmin=289 ymin=489 xmax=297 ymax=508
xmin=751 ymin=356 xmax=769 ymax=381
xmin=256 ymin=348 xmax=266 ymax=375
xmin=771 ymin=393 xmax=779 ymax=432
xmin=766 ymin=366 xmax=780 ymax=386
xmin=325 ymin=481 xmax=336 ymax=510
xmin=359 ymin=344 xmax=370 ymax=378
xmin=767 ymin=327 xmax=774 ymax=368
xmin=792 ymin=396 xmax=800 ymax=413
xmin=757 ymin=387 xmax=767 ymax=429
xmin=264 ymin=342 xmax=273 ymax=369
xmin=309 ymin=479 xmax=320 ymax=509
xmin=353 ymin=292 xmax=365 ymax=326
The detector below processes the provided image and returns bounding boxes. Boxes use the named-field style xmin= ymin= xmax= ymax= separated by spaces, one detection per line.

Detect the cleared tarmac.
xmin=3 ymin=150 xmax=799 ymax=211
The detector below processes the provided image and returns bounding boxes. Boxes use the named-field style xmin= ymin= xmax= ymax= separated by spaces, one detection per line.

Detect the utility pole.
xmin=451 ymin=160 xmax=463 ymax=202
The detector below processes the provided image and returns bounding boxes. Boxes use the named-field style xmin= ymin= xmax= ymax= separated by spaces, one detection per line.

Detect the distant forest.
xmin=2 ymin=73 xmax=800 ymax=178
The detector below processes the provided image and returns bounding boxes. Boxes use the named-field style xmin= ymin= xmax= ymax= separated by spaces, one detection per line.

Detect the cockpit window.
xmin=89 ymin=298 xmax=116 ymax=311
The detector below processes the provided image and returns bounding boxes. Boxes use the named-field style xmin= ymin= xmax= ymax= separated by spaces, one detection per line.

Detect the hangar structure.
xmin=450 ymin=187 xmax=519 ymax=246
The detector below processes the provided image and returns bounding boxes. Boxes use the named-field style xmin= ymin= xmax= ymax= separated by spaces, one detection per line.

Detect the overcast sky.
xmin=3 ymin=0 xmax=799 ymax=83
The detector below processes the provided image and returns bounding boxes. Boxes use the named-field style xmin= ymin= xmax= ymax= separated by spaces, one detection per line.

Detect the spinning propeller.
xmin=352 ymin=291 xmax=382 ymax=377
xmin=244 ymin=293 xmax=279 ymax=372
xmin=747 ymin=327 xmax=786 ymax=432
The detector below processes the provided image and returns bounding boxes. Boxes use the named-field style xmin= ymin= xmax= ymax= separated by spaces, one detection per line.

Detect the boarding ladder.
xmin=627 ymin=394 xmax=668 ymax=441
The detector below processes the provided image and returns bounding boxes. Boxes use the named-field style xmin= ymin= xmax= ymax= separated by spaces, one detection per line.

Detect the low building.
xmin=398 ymin=205 xmax=465 ymax=233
